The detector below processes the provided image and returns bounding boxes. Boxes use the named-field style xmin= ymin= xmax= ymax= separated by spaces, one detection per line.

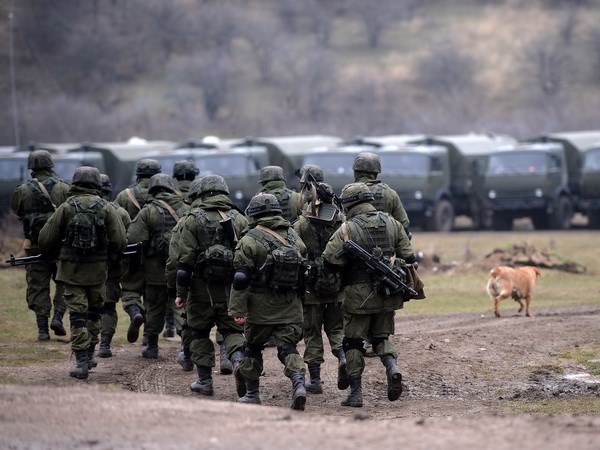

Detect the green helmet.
xmin=27 ymin=150 xmax=54 ymax=171
xmin=340 ymin=182 xmax=374 ymax=210
xmin=148 ymin=173 xmax=177 ymax=196
xmin=173 ymin=160 xmax=200 ymax=181
xmin=100 ymin=174 xmax=113 ymax=193
xmin=352 ymin=152 xmax=381 ymax=174
xmin=72 ymin=166 xmax=102 ymax=189
xmin=258 ymin=165 xmax=286 ymax=184
xmin=245 ymin=193 xmax=282 ymax=217
xmin=196 ymin=174 xmax=230 ymax=197
xmin=299 ymin=164 xmax=324 ymax=183
xmin=135 ymin=159 xmax=162 ymax=178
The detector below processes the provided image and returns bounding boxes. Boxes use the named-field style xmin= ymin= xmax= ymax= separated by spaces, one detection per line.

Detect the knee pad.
xmin=343 ymin=337 xmax=366 ymax=355
xmin=370 ymin=337 xmax=386 ymax=353
xmin=70 ymin=312 xmax=87 ymax=329
xmin=277 ymin=343 xmax=299 ymax=365
xmin=101 ymin=302 xmax=117 ymax=315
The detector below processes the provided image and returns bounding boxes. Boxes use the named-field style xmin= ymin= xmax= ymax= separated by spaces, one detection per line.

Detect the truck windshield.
xmin=379 ymin=153 xmax=430 ymax=175
xmin=0 ymin=160 xmax=28 ymax=180
xmin=487 ymin=153 xmax=547 ymax=175
xmin=583 ymin=149 xmax=600 ymax=171
xmin=304 ymin=153 xmax=357 ymax=175
xmin=196 ymin=154 xmax=258 ymax=176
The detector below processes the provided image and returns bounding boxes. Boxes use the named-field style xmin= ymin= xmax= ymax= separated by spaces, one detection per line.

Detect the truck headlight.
xmin=235 ymin=191 xmax=244 ymax=200
xmin=488 ymin=190 xmax=496 ymax=199
xmin=414 ymin=191 xmax=423 ymax=200
xmin=535 ymin=188 xmax=543 ymax=198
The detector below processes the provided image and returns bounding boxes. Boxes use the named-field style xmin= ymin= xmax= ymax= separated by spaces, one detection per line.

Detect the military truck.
xmin=580 ymin=143 xmax=600 ymax=228
xmin=483 ymin=131 xmax=600 ymax=230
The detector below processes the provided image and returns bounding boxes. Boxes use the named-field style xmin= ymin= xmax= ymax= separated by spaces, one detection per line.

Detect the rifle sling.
xmin=126 ymin=188 xmax=141 ymax=211
xmin=255 ymin=224 xmax=288 ymax=246
xmin=35 ymin=179 xmax=56 ymax=211
xmin=156 ymin=200 xmax=180 ymax=222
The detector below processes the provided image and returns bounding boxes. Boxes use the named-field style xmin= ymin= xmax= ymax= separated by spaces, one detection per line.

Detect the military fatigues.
xmin=176 ymin=189 xmax=248 ymax=395
xmin=127 ymin=184 xmax=188 ymax=358
xmin=11 ymin=167 xmax=70 ymax=340
xmin=38 ymin=177 xmax=126 ymax=379
xmin=323 ymin=183 xmax=415 ymax=406
xmin=355 ymin=173 xmax=410 ymax=231
xmin=258 ymin=180 xmax=303 ymax=223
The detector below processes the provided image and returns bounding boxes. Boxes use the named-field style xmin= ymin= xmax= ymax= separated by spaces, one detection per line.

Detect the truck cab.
xmin=579 ymin=144 xmax=600 ymax=228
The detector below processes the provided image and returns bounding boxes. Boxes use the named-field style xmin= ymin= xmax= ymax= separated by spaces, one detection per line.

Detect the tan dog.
xmin=486 ymin=265 xmax=541 ymax=317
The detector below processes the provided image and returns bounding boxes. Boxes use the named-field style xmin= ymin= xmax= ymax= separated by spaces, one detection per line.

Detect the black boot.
xmin=230 ymin=350 xmax=246 ymax=398
xmin=98 ymin=333 xmax=113 ymax=358
xmin=334 ymin=348 xmax=349 ymax=390
xmin=69 ymin=350 xmax=89 ymax=379
xmin=238 ymin=378 xmax=261 ymax=404
xmin=219 ymin=343 xmax=233 ymax=375
xmin=50 ymin=307 xmax=67 ymax=337
xmin=381 ymin=355 xmax=403 ymax=401
xmin=290 ymin=372 xmax=307 ymax=411
xmin=305 ymin=363 xmax=323 ymax=394
xmin=341 ymin=376 xmax=363 ymax=407
xmin=177 ymin=344 xmax=194 ymax=371
xmin=126 ymin=305 xmax=145 ymax=343
xmin=190 ymin=366 xmax=214 ymax=396
xmin=88 ymin=345 xmax=98 ymax=370
xmin=163 ymin=310 xmax=175 ymax=338
xmin=141 ymin=334 xmax=159 ymax=359
xmin=36 ymin=315 xmax=50 ymax=341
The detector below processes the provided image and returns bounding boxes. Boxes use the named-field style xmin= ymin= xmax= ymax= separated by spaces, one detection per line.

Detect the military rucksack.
xmin=369 ymin=183 xmax=388 ymax=213
xmin=148 ymin=200 xmax=181 ymax=265
xmin=25 ymin=178 xmax=58 ymax=243
xmin=248 ymin=225 xmax=308 ymax=292
xmin=271 ymin=188 xmax=293 ymax=222
xmin=61 ymin=197 xmax=108 ymax=261
xmin=306 ymin=219 xmax=342 ymax=296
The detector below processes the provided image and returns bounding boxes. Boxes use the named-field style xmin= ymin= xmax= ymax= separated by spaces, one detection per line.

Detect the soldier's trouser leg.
xmin=144 ymin=284 xmax=168 ymax=338
xmin=121 ymin=269 xmax=145 ymax=313
xmin=274 ymin=324 xmax=305 ymax=378
xmin=25 ymin=260 xmax=53 ymax=317
xmin=302 ymin=304 xmax=325 ymax=366
xmin=163 ymin=298 xmax=175 ymax=338
xmin=323 ymin=302 xmax=344 ymax=355
xmin=186 ymin=300 xmax=217 ymax=369
xmin=50 ymin=282 xmax=67 ymax=337
xmin=64 ymin=283 xmax=105 ymax=353
xmin=101 ymin=277 xmax=121 ymax=337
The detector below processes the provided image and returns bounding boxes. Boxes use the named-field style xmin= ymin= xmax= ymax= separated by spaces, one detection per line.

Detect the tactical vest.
xmin=306 ymin=218 xmax=342 ymax=296
xmin=24 ymin=178 xmax=58 ymax=243
xmin=147 ymin=200 xmax=181 ymax=265
xmin=60 ymin=197 xmax=108 ymax=262
xmin=369 ymin=183 xmax=388 ymax=213
xmin=271 ymin=187 xmax=294 ymax=222
xmin=247 ymin=226 xmax=307 ymax=292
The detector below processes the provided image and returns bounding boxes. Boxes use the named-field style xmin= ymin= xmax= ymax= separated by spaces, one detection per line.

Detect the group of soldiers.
xmin=10 ymin=148 xmax=423 ymax=410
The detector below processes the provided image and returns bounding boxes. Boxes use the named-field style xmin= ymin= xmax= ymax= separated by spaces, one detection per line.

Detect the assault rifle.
xmin=335 ymin=239 xmax=418 ymax=298
xmin=306 ymin=173 xmax=342 ymax=210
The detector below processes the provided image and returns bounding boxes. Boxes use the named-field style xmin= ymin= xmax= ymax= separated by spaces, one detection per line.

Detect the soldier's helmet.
xmin=352 ymin=152 xmax=381 ymax=174
xmin=258 ymin=165 xmax=286 ymax=184
xmin=299 ymin=164 xmax=324 ymax=184
xmin=135 ymin=159 xmax=162 ymax=178
xmin=27 ymin=150 xmax=54 ymax=171
xmin=72 ymin=166 xmax=102 ymax=189
xmin=100 ymin=174 xmax=113 ymax=194
xmin=148 ymin=173 xmax=177 ymax=196
xmin=245 ymin=193 xmax=282 ymax=218
xmin=173 ymin=160 xmax=200 ymax=181
xmin=339 ymin=182 xmax=374 ymax=210
xmin=197 ymin=174 xmax=230 ymax=196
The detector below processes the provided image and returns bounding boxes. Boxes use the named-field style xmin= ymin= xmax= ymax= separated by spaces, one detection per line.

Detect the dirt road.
xmin=1 ymin=303 xmax=600 ymax=448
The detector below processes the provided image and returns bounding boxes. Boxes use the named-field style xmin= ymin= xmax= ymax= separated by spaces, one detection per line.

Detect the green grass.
xmin=559 ymin=343 xmax=600 ymax=376
xmin=502 ymin=397 xmax=600 ymax=415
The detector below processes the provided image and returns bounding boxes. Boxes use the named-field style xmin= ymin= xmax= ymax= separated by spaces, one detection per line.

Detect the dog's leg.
xmin=516 ymin=298 xmax=524 ymax=314
xmin=494 ymin=293 xmax=509 ymax=317
xmin=525 ymin=295 xmax=532 ymax=317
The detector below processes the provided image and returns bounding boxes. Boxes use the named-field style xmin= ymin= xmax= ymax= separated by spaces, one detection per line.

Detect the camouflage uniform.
xmin=257 ymin=165 xmax=303 ymax=224
xmin=38 ymin=167 xmax=126 ymax=379
xmin=293 ymin=164 xmax=347 ymax=394
xmin=97 ymin=174 xmax=131 ymax=358
xmin=10 ymin=150 xmax=70 ymax=341
xmin=322 ymin=182 xmax=416 ymax=407
xmin=114 ymin=159 xmax=161 ymax=343
xmin=127 ymin=174 xmax=188 ymax=359
xmin=229 ymin=193 xmax=309 ymax=410
xmin=175 ymin=175 xmax=248 ymax=396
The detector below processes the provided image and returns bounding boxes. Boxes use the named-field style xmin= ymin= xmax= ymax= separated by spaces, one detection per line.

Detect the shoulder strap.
xmin=341 ymin=222 xmax=350 ymax=242
xmin=255 ymin=224 xmax=288 ymax=246
xmin=34 ymin=178 xmax=57 ymax=211
xmin=125 ymin=188 xmax=141 ymax=211
xmin=156 ymin=199 xmax=180 ymax=222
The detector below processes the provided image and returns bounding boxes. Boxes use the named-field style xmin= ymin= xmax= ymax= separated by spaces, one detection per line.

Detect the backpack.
xmin=370 ymin=183 xmax=387 ymax=213
xmin=249 ymin=225 xmax=308 ymax=292
xmin=61 ymin=198 xmax=108 ymax=261
xmin=25 ymin=178 xmax=57 ymax=243
xmin=306 ymin=219 xmax=342 ymax=296
xmin=148 ymin=200 xmax=180 ymax=265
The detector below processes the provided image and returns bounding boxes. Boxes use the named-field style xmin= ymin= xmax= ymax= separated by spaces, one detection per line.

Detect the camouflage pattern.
xmin=148 ymin=173 xmax=177 ymax=196
xmin=245 ymin=192 xmax=282 ymax=217
xmin=38 ymin=183 xmax=127 ymax=352
xmin=72 ymin=166 xmax=102 ymax=189
xmin=354 ymin=173 xmax=410 ymax=229
xmin=339 ymin=182 xmax=375 ymax=210
xmin=352 ymin=152 xmax=381 ymax=174
xmin=299 ymin=164 xmax=324 ymax=184
xmin=257 ymin=181 xmax=303 ymax=223
xmin=173 ymin=160 xmax=199 ymax=181
xmin=258 ymin=165 xmax=286 ymax=183
xmin=197 ymin=174 xmax=230 ymax=196
xmin=27 ymin=150 xmax=54 ymax=170
xmin=135 ymin=159 xmax=161 ymax=178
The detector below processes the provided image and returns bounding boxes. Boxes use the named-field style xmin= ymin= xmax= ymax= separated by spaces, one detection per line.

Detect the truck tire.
xmin=426 ymin=200 xmax=454 ymax=232
xmin=588 ymin=210 xmax=600 ymax=229
xmin=550 ymin=196 xmax=573 ymax=230
xmin=531 ymin=213 xmax=549 ymax=230
xmin=491 ymin=213 xmax=512 ymax=231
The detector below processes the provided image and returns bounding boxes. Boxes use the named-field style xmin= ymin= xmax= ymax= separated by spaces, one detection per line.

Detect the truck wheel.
xmin=550 ymin=196 xmax=573 ymax=230
xmin=491 ymin=214 xmax=512 ymax=231
xmin=531 ymin=213 xmax=549 ymax=230
xmin=588 ymin=210 xmax=600 ymax=229
xmin=426 ymin=200 xmax=454 ymax=232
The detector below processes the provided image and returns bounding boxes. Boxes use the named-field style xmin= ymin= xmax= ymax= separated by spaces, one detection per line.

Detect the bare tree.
xmin=523 ymin=35 xmax=573 ymax=98
xmin=240 ymin=12 xmax=284 ymax=82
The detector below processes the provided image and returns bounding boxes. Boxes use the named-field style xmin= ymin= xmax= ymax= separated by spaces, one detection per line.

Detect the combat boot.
xmin=334 ymin=348 xmax=349 ymax=390
xmin=290 ymin=372 xmax=307 ymax=411
xmin=190 ymin=366 xmax=214 ymax=396
xmin=88 ymin=345 xmax=98 ymax=370
xmin=97 ymin=333 xmax=113 ymax=358
xmin=304 ymin=363 xmax=323 ymax=394
xmin=238 ymin=378 xmax=261 ymax=405
xmin=219 ymin=343 xmax=233 ymax=374
xmin=382 ymin=355 xmax=403 ymax=401
xmin=126 ymin=305 xmax=145 ymax=343
xmin=177 ymin=344 xmax=193 ymax=371
xmin=141 ymin=334 xmax=159 ymax=359
xmin=50 ymin=307 xmax=67 ymax=337
xmin=36 ymin=315 xmax=50 ymax=341
xmin=230 ymin=350 xmax=246 ymax=397
xmin=341 ymin=376 xmax=363 ymax=407
xmin=69 ymin=350 xmax=89 ymax=380
xmin=163 ymin=310 xmax=175 ymax=338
